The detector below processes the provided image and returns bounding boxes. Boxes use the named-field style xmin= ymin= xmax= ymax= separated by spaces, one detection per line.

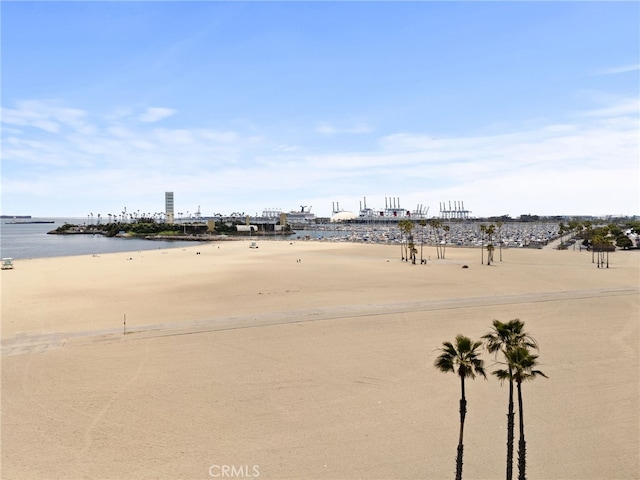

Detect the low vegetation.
xmin=51 ymin=220 xmax=190 ymax=237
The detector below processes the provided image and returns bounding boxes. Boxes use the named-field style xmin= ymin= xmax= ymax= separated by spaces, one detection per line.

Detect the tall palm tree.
xmin=399 ymin=220 xmax=414 ymax=262
xmin=406 ymin=221 xmax=415 ymax=263
xmin=440 ymin=224 xmax=450 ymax=259
xmin=429 ymin=219 xmax=442 ymax=258
xmin=483 ymin=320 xmax=538 ymax=480
xmin=398 ymin=220 xmax=407 ymax=260
xmin=494 ymin=347 xmax=547 ymax=480
xmin=591 ymin=232 xmax=613 ymax=269
xmin=408 ymin=240 xmax=417 ymax=264
xmin=434 ymin=335 xmax=487 ymax=480
xmin=486 ymin=244 xmax=495 ymax=266
xmin=496 ymin=221 xmax=504 ymax=261
xmin=486 ymin=224 xmax=496 ymax=265
xmin=419 ymin=219 xmax=427 ymax=264
xmin=479 ymin=224 xmax=487 ymax=264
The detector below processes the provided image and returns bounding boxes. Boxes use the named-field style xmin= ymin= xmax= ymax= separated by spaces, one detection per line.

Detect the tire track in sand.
xmin=2 ymin=286 xmax=637 ymax=356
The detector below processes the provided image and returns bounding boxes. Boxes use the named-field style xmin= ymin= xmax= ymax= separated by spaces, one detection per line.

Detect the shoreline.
xmin=9 ymin=218 xmax=637 ymax=261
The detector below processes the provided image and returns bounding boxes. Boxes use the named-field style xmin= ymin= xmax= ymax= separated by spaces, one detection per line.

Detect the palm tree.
xmin=486 ymin=224 xmax=496 ymax=265
xmin=399 ymin=220 xmax=413 ymax=262
xmin=440 ymin=224 xmax=450 ymax=259
xmin=434 ymin=335 xmax=487 ymax=480
xmin=408 ymin=240 xmax=417 ymax=264
xmin=419 ymin=219 xmax=427 ymax=264
xmin=496 ymin=221 xmax=504 ymax=261
xmin=430 ymin=219 xmax=443 ymax=258
xmin=483 ymin=320 xmax=538 ymax=480
xmin=591 ymin=232 xmax=613 ymax=269
xmin=494 ymin=347 xmax=547 ymax=480
xmin=479 ymin=224 xmax=487 ymax=264
xmin=405 ymin=221 xmax=415 ymax=263
xmin=486 ymin=244 xmax=495 ymax=266
xmin=398 ymin=220 xmax=407 ymax=260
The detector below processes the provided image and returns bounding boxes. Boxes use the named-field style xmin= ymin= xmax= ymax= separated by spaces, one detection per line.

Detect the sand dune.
xmin=2 ymin=240 xmax=638 ymax=479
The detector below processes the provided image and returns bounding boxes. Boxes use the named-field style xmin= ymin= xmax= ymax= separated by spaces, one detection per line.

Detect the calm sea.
xmin=0 ymin=218 xmax=202 ymax=260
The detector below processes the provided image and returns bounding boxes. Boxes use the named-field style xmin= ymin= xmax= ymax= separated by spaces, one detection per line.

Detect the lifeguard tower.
xmin=2 ymin=258 xmax=14 ymax=270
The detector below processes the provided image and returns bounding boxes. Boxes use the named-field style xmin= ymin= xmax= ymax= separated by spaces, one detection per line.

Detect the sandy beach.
xmin=1 ymin=240 xmax=638 ymax=479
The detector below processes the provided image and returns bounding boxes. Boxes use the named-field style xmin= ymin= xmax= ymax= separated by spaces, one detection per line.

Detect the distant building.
xmin=331 ymin=211 xmax=357 ymax=222
xmin=165 ymin=192 xmax=174 ymax=223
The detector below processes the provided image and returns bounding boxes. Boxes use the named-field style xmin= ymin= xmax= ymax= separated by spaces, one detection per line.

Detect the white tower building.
xmin=165 ymin=192 xmax=174 ymax=224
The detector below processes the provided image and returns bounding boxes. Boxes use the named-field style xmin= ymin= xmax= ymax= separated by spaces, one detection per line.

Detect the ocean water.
xmin=0 ymin=218 xmax=202 ymax=260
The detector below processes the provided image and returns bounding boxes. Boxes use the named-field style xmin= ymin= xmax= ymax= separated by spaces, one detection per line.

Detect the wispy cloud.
xmin=315 ymin=122 xmax=372 ymax=135
xmin=582 ymin=97 xmax=639 ymax=117
xmin=1 ymin=100 xmax=93 ymax=134
xmin=594 ymin=63 xmax=640 ymax=75
xmin=138 ymin=107 xmax=177 ymax=123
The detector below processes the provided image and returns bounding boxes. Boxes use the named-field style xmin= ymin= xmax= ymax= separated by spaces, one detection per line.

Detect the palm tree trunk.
xmin=457 ymin=376 xmax=467 ymax=480
xmin=517 ymin=379 xmax=526 ymax=480
xmin=506 ymin=379 xmax=515 ymax=480
xmin=456 ymin=444 xmax=464 ymax=480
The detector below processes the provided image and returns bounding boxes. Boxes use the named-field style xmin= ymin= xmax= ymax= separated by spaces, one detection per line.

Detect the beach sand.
xmin=1 ymin=240 xmax=638 ymax=479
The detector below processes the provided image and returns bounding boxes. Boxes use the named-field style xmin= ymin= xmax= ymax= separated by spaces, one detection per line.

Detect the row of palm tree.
xmin=479 ymin=224 xmax=496 ymax=265
xmin=398 ymin=219 xmax=451 ymax=264
xmin=430 ymin=219 xmax=451 ymax=259
xmin=398 ymin=219 xmax=421 ymax=264
xmin=88 ymin=211 xmax=169 ymax=224
xmin=434 ymin=319 xmax=547 ymax=480
xmin=479 ymin=221 xmax=509 ymax=264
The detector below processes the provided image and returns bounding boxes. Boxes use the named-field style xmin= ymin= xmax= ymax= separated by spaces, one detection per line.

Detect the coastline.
xmin=2 ymin=241 xmax=638 ymax=479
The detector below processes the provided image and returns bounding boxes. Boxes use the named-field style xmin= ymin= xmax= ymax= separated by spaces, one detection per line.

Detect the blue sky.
xmin=2 ymin=1 xmax=638 ymax=219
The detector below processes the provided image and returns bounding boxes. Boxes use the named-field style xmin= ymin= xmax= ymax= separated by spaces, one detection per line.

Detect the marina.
xmin=295 ymin=221 xmax=561 ymax=248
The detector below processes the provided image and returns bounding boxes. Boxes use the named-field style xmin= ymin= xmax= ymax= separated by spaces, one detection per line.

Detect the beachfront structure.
xmin=165 ymin=192 xmax=174 ymax=224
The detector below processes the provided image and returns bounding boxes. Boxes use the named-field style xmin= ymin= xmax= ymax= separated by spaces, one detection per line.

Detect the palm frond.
xmin=505 ymin=346 xmax=548 ymax=382
xmin=492 ymin=368 xmax=512 ymax=384
xmin=434 ymin=335 xmax=487 ymax=379
xmin=483 ymin=318 xmax=539 ymax=358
